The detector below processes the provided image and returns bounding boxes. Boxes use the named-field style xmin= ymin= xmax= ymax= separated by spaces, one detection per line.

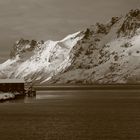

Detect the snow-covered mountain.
xmin=1 ymin=9 xmax=140 ymax=84
xmin=0 ymin=32 xmax=84 ymax=84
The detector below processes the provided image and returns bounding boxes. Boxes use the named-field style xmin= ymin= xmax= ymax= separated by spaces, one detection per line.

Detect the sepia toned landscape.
xmin=0 ymin=0 xmax=140 ymax=139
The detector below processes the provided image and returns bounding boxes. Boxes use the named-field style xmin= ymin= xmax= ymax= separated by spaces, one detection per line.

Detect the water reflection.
xmin=2 ymin=89 xmax=140 ymax=103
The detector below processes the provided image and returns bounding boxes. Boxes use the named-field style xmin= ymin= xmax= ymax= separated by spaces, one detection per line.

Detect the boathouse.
xmin=0 ymin=79 xmax=25 ymax=93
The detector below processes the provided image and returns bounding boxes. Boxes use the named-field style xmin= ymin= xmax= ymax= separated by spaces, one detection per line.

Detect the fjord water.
xmin=0 ymin=89 xmax=140 ymax=139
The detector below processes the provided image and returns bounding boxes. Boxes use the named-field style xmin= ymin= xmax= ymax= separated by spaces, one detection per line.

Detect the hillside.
xmin=0 ymin=9 xmax=140 ymax=84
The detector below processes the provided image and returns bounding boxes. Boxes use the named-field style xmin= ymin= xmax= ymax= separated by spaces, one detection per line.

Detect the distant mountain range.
xmin=1 ymin=9 xmax=140 ymax=85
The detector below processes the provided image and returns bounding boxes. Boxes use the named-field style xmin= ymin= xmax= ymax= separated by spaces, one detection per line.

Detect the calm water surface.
xmin=25 ymin=90 xmax=140 ymax=103
xmin=1 ymin=90 xmax=140 ymax=140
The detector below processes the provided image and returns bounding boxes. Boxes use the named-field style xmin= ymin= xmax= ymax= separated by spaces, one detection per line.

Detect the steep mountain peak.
xmin=0 ymin=31 xmax=84 ymax=83
xmin=87 ymin=9 xmax=140 ymax=39
xmin=47 ymin=9 xmax=140 ymax=84
xmin=126 ymin=9 xmax=140 ymax=18
xmin=1 ymin=9 xmax=140 ymax=84
xmin=10 ymin=38 xmax=44 ymax=59
xmin=117 ymin=9 xmax=140 ymax=37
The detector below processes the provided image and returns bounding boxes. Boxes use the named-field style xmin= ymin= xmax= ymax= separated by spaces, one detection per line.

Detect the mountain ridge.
xmin=1 ymin=9 xmax=140 ymax=85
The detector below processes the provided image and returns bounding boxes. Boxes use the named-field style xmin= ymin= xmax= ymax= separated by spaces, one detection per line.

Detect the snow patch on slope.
xmin=0 ymin=31 xmax=84 ymax=83
xmin=1 ymin=9 xmax=140 ymax=84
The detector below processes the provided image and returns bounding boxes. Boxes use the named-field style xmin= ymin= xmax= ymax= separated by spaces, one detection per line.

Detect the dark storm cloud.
xmin=0 ymin=0 xmax=139 ymax=62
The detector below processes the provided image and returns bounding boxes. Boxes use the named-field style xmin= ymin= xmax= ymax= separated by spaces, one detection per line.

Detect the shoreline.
xmin=34 ymin=84 xmax=140 ymax=90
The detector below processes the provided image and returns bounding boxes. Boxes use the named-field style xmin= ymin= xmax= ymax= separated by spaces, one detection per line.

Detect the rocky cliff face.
xmin=48 ymin=9 xmax=140 ymax=84
xmin=0 ymin=32 xmax=84 ymax=84
xmin=1 ymin=9 xmax=140 ymax=84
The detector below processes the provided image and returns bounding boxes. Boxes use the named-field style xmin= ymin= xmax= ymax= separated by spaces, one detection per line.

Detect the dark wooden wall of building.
xmin=0 ymin=83 xmax=24 ymax=93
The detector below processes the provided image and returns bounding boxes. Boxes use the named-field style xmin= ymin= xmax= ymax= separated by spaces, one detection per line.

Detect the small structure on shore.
xmin=25 ymin=82 xmax=36 ymax=97
xmin=0 ymin=79 xmax=36 ymax=100
xmin=0 ymin=79 xmax=25 ymax=94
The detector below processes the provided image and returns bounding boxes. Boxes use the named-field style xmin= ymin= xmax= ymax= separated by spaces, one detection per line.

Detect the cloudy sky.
xmin=0 ymin=0 xmax=139 ymax=62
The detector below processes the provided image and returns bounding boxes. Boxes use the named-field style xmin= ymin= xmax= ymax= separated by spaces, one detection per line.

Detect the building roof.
xmin=0 ymin=79 xmax=25 ymax=83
